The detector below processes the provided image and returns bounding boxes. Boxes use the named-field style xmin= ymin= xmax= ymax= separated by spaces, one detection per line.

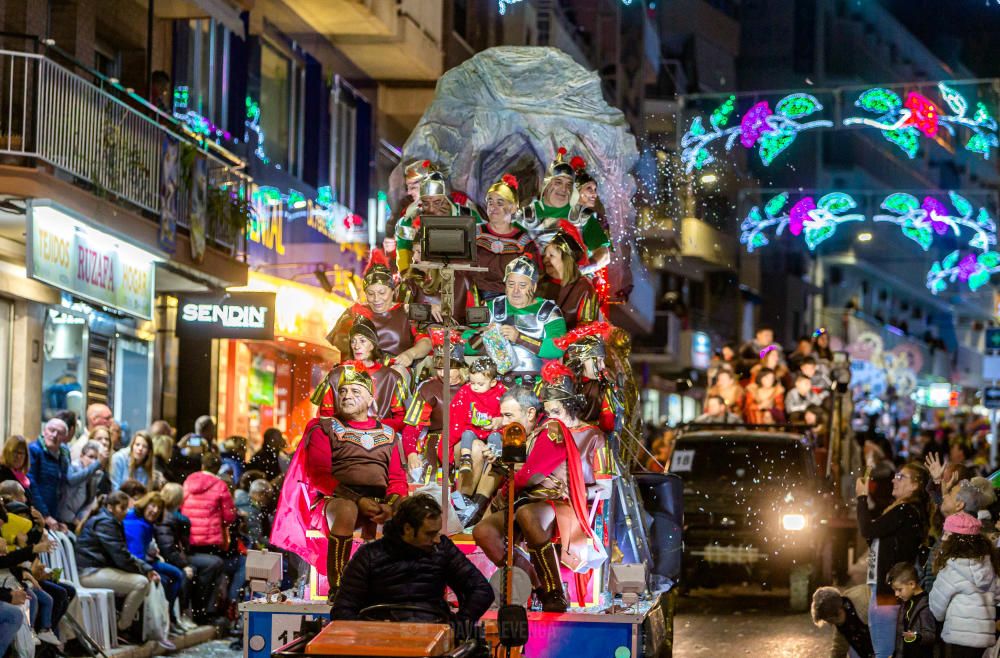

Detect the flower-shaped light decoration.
xmin=739 ymin=192 xmax=864 ymax=252
xmin=845 ymin=82 xmax=998 ymax=160
xmin=927 ymin=251 xmax=1000 ymax=294
xmin=681 ymin=93 xmax=833 ymax=172
xmin=873 ymin=191 xmax=996 ymax=253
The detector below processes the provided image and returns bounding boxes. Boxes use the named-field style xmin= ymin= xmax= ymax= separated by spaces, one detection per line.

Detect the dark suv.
xmin=669 ymin=425 xmax=837 ymax=611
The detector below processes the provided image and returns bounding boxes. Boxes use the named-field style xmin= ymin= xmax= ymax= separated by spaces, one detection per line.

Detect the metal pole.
xmin=991 ymin=401 xmax=999 ymax=471
xmin=441 ymin=289 xmax=452 ymax=518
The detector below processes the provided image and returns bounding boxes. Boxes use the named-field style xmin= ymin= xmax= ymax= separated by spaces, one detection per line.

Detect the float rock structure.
xmin=392 ymin=46 xmax=640 ymax=296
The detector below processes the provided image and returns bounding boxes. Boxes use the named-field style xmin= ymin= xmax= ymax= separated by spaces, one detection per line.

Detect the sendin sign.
xmin=27 ymin=203 xmax=157 ymax=319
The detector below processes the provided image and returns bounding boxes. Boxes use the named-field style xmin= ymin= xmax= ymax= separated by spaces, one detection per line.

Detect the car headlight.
xmin=781 ymin=513 xmax=807 ymax=531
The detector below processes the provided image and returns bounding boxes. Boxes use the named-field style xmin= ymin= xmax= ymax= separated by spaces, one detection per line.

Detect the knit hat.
xmin=943 ymin=511 xmax=982 ymax=536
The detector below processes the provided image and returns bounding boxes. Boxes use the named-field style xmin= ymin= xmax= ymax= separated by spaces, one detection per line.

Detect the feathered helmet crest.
xmin=540 ymin=361 xmax=579 ymax=403
xmin=556 ymin=322 xmax=611 ymax=366
xmin=486 ymin=173 xmax=520 ymax=208
xmin=543 ymin=146 xmax=576 ymax=194
xmin=571 ymin=155 xmax=595 ymax=190
xmin=430 ymin=328 xmax=466 ymax=368
xmin=548 ymin=225 xmax=586 ymax=263
xmin=337 ymin=360 xmax=374 ymax=397
xmin=362 ymin=249 xmax=394 ymax=291
xmin=404 ymin=159 xmax=439 ymax=182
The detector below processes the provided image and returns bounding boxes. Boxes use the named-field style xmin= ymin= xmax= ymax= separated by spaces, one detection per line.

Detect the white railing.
xmin=0 ymin=49 xmax=249 ymax=248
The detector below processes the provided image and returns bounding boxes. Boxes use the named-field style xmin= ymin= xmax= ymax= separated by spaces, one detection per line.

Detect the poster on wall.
xmin=159 ymin=137 xmax=178 ymax=254
xmin=190 ymin=157 xmax=208 ymax=263
xmin=27 ymin=202 xmax=158 ymax=319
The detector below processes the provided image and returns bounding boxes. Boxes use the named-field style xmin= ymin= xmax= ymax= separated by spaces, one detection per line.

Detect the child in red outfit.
xmin=450 ymin=358 xmax=506 ymax=474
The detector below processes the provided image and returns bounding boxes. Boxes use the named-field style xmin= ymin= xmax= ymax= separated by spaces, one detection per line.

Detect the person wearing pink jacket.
xmin=181 ymin=452 xmax=237 ymax=550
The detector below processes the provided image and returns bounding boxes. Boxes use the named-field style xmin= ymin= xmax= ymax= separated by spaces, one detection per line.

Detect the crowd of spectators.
xmin=0 ymin=403 xmax=291 ymax=655
xmin=698 ymin=325 xmax=836 ymax=428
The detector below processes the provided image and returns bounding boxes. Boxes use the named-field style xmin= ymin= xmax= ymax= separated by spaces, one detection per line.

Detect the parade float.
xmin=246 ymin=46 xmax=680 ymax=658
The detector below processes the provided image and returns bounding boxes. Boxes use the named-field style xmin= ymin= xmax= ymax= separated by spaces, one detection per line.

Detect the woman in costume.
xmin=475 ymin=173 xmax=539 ymax=300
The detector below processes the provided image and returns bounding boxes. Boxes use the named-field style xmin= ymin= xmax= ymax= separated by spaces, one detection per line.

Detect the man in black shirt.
xmin=332 ymin=494 xmax=493 ymax=639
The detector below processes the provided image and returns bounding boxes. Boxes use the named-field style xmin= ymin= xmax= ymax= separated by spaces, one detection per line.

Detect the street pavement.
xmin=673 ymin=585 xmax=829 ymax=656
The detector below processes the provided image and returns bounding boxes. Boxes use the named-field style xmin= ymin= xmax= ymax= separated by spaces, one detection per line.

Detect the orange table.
xmin=305 ymin=620 xmax=453 ymax=657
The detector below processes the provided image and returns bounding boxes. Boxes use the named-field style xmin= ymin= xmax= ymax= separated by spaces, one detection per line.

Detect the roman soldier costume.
xmin=567 ymin=157 xmax=612 ymax=267
xmin=468 ymin=256 xmax=567 ymax=386
xmin=556 ymin=323 xmax=619 ymax=433
xmin=477 ymin=174 xmax=540 ymax=298
xmin=327 ymin=250 xmax=424 ymax=358
xmin=272 ymin=366 xmax=407 ymax=600
xmin=401 ymin=330 xmax=466 ymax=466
xmin=519 ymin=148 xmax=575 ymax=250
xmin=537 ymin=230 xmax=600 ymax=331
xmin=314 ymin=318 xmax=409 ymax=431
xmin=511 ymin=362 xmax=610 ymax=611
xmin=394 ymin=171 xmax=481 ymax=273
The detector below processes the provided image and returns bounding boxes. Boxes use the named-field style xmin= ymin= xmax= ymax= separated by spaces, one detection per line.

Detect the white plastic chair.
xmin=41 ymin=531 xmax=117 ymax=650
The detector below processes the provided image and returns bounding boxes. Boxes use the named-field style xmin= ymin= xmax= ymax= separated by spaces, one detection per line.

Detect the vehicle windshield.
xmin=670 ymin=436 xmax=810 ymax=486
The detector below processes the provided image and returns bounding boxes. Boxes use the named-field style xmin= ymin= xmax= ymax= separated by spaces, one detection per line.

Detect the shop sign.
xmin=27 ymin=202 xmax=158 ymax=319
xmin=177 ymin=292 xmax=276 ymax=340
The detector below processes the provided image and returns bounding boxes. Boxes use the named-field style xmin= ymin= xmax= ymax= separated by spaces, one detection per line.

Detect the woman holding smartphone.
xmin=855 ymin=463 xmax=931 ymax=658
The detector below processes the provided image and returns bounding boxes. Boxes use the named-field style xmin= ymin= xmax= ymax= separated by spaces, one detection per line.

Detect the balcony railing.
xmin=0 ymin=48 xmax=250 ymax=254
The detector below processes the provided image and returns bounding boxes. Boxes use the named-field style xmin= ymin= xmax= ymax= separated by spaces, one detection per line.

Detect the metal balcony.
xmin=0 ymin=48 xmax=251 ymax=253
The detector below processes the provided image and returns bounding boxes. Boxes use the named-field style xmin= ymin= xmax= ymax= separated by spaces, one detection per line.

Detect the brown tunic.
xmin=319 ymin=416 xmax=397 ymax=490
xmin=475 ymin=224 xmax=540 ymax=296
xmin=327 ymin=303 xmax=416 ymax=358
xmin=403 ymin=377 xmax=464 ymax=434
xmin=537 ymin=275 xmax=599 ymax=331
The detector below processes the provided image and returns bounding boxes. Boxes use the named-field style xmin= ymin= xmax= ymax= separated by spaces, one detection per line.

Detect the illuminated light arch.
xmin=843 ymin=83 xmax=998 ymax=160
xmin=680 ymin=81 xmax=999 ymax=172
xmin=739 ymin=190 xmax=1000 ymax=294
xmin=681 ymin=93 xmax=833 ymax=172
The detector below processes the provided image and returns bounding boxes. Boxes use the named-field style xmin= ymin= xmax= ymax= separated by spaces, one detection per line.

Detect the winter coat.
xmin=76 ymin=509 xmax=152 ymax=575
xmin=27 ymin=438 xmax=69 ymax=518
xmin=332 ymin=534 xmax=493 ymax=628
xmin=122 ymin=509 xmax=155 ymax=561
xmin=181 ymin=471 xmax=237 ymax=548
xmin=893 ymin=590 xmax=936 ymax=657
xmin=857 ymin=497 xmax=927 ymax=600
xmin=929 ymin=556 xmax=1000 ymax=648
xmin=57 ymin=459 xmax=103 ymax=524
xmin=154 ymin=510 xmax=192 ymax=569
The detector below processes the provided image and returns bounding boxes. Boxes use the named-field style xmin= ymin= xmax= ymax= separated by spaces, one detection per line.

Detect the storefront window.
xmin=41 ymin=308 xmax=87 ymax=422
xmin=114 ymin=336 xmax=153 ymax=437
xmin=249 ymin=353 xmax=276 ymax=440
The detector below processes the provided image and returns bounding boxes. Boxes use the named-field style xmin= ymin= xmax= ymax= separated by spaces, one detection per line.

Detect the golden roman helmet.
xmin=337 ymin=362 xmax=374 ymax=397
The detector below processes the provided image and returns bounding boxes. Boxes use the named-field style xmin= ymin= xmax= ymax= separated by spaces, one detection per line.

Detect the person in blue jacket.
xmin=123 ymin=492 xmax=187 ymax=630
